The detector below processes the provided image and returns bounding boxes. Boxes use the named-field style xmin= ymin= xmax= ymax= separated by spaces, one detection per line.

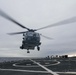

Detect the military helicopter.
xmin=0 ymin=10 xmax=76 ymax=53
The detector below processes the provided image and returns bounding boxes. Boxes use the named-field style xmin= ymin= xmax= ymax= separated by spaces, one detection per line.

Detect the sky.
xmin=0 ymin=0 xmax=76 ymax=57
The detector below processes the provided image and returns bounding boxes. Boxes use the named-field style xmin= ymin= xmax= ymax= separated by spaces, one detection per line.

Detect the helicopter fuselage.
xmin=20 ymin=31 xmax=41 ymax=52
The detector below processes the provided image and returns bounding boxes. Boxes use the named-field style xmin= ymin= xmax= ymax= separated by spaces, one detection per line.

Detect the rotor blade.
xmin=8 ymin=31 xmax=27 ymax=35
xmin=36 ymin=17 xmax=76 ymax=31
xmin=40 ymin=34 xmax=53 ymax=40
xmin=0 ymin=10 xmax=30 ymax=30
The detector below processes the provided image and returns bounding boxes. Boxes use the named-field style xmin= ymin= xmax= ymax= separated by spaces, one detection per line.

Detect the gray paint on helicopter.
xmin=0 ymin=0 xmax=76 ymax=57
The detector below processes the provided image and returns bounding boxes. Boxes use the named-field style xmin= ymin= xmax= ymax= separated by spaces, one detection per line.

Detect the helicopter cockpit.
xmin=23 ymin=31 xmax=40 ymax=44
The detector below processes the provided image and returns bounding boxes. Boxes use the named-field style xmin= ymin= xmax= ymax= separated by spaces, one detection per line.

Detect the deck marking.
xmin=30 ymin=59 xmax=59 ymax=75
xmin=13 ymin=60 xmax=60 ymax=67
xmin=57 ymin=72 xmax=76 ymax=74
xmin=0 ymin=68 xmax=76 ymax=74
xmin=0 ymin=68 xmax=49 ymax=73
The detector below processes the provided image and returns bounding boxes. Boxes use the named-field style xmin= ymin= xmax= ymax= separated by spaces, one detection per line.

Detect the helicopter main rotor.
xmin=0 ymin=10 xmax=76 ymax=36
xmin=0 ymin=10 xmax=30 ymax=30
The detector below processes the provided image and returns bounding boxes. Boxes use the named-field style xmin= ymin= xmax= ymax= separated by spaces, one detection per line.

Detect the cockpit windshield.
xmin=27 ymin=32 xmax=34 ymax=36
xmin=26 ymin=32 xmax=39 ymax=37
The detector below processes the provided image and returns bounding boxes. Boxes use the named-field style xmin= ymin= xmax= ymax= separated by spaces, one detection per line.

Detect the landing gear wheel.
xmin=27 ymin=50 xmax=30 ymax=53
xmin=20 ymin=46 xmax=24 ymax=49
xmin=37 ymin=47 xmax=40 ymax=51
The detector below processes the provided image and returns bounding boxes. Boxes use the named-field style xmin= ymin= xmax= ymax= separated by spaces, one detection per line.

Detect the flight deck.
xmin=0 ymin=57 xmax=76 ymax=75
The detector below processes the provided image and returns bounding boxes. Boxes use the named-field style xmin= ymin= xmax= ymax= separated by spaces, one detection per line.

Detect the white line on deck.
xmin=0 ymin=68 xmax=76 ymax=74
xmin=0 ymin=68 xmax=49 ymax=73
xmin=13 ymin=60 xmax=60 ymax=67
xmin=57 ymin=72 xmax=76 ymax=74
xmin=30 ymin=59 xmax=59 ymax=75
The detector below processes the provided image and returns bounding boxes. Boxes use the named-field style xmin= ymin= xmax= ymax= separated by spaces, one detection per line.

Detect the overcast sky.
xmin=0 ymin=0 xmax=76 ymax=57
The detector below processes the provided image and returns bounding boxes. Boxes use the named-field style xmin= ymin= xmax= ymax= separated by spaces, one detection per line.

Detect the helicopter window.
xmin=27 ymin=32 xmax=34 ymax=36
xmin=33 ymin=34 xmax=36 ymax=37
xmin=36 ymin=33 xmax=40 ymax=37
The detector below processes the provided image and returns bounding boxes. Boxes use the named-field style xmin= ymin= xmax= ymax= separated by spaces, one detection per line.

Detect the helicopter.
xmin=0 ymin=10 xmax=76 ymax=53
